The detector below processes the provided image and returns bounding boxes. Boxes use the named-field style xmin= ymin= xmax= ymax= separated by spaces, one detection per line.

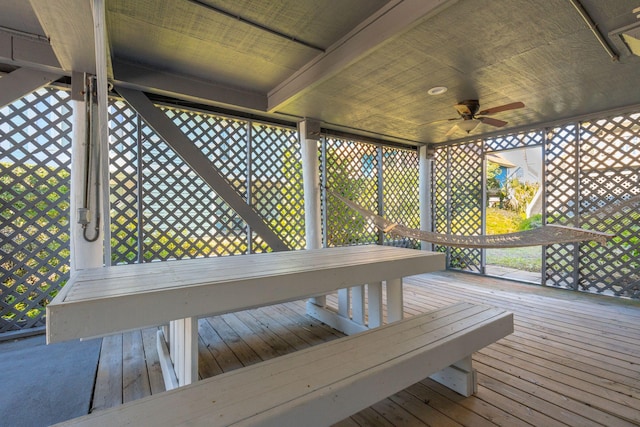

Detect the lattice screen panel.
xmin=382 ymin=147 xmax=419 ymax=248
xmin=163 ymin=107 xmax=249 ymax=199
xmin=109 ymin=100 xmax=140 ymax=265
xmin=250 ymin=123 xmax=304 ymax=252
xmin=577 ymin=113 xmax=640 ymax=297
xmin=323 ymin=137 xmax=379 ymax=247
xmin=139 ymin=122 xmax=248 ymax=261
xmin=432 ymin=146 xmax=450 ymax=261
xmin=544 ymin=125 xmax=579 ymax=290
xmin=1 ymin=88 xmax=72 ymax=333
xmin=485 ymin=129 xmax=544 ymax=152
xmin=448 ymin=142 xmax=483 ymax=272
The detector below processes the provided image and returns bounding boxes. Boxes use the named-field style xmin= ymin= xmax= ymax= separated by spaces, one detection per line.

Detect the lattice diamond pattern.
xmin=1 ymin=88 xmax=72 ymax=332
xmin=324 ymin=138 xmax=379 ymax=247
xmin=432 ymin=147 xmax=449 ymax=239
xmin=382 ymin=147 xmax=419 ymax=248
xmin=576 ymin=113 xmax=640 ymax=297
xmin=109 ymin=100 xmax=140 ymax=264
xmin=163 ymin=107 xmax=249 ymax=198
xmin=432 ymin=147 xmax=450 ymax=262
xmin=448 ymin=142 xmax=483 ymax=272
xmin=250 ymin=123 xmax=304 ymax=253
xmin=485 ymin=130 xmax=544 ymax=152
xmin=139 ymin=122 xmax=248 ymax=261
xmin=545 ymin=125 xmax=578 ymax=290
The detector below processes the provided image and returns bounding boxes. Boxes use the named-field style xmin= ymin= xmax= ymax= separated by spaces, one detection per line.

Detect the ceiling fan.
xmin=446 ymin=100 xmax=525 ymax=136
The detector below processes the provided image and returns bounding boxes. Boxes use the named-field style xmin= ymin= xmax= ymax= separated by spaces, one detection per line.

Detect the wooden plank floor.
xmin=91 ymin=271 xmax=640 ymax=426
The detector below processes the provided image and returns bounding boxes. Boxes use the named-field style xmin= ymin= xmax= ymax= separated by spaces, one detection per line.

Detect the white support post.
xmin=70 ymin=72 xmax=103 ymax=272
xmin=419 ymin=145 xmax=433 ymax=251
xmin=300 ymin=119 xmax=326 ymax=307
xmin=386 ymin=278 xmax=404 ymax=323
xmin=367 ymin=281 xmax=383 ymax=328
xmin=92 ymin=0 xmax=112 ymax=264
xmin=351 ymin=285 xmax=365 ymax=325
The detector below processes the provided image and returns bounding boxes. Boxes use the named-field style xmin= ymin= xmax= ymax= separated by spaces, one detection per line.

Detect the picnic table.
xmin=47 ymin=245 xmax=446 ymax=387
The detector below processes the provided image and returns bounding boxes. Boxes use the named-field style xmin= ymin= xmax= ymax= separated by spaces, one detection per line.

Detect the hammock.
xmin=329 ymin=191 xmax=619 ymax=248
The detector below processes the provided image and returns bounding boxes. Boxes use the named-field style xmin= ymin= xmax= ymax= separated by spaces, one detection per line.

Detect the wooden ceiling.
xmin=3 ymin=0 xmax=640 ymax=145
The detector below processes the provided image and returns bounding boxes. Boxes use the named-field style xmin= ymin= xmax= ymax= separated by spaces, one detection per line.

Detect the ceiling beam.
xmin=267 ymin=0 xmax=458 ymax=112
xmin=113 ymin=60 xmax=268 ymax=111
xmin=0 ymin=29 xmax=62 ymax=73
xmin=29 ymin=0 xmax=113 ymax=77
xmin=0 ymin=67 xmax=62 ymax=108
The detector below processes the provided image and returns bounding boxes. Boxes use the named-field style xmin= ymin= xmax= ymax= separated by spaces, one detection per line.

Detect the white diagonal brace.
xmin=117 ymin=87 xmax=289 ymax=252
xmin=0 ymin=67 xmax=62 ymax=109
xmin=267 ymin=0 xmax=457 ymax=112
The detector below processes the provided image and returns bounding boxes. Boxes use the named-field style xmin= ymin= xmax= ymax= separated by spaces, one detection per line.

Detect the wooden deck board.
xmin=89 ymin=271 xmax=640 ymax=426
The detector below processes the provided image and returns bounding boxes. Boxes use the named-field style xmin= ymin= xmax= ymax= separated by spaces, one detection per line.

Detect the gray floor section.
xmin=0 ymin=334 xmax=101 ymax=427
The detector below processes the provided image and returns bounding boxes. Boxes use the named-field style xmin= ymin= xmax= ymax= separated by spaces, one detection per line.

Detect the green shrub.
xmin=519 ymin=213 xmax=542 ymax=230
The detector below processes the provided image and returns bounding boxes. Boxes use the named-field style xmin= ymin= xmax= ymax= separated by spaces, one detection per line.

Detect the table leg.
xmin=386 ymin=278 xmax=403 ymax=323
xmin=351 ymin=285 xmax=365 ymax=325
xmin=338 ymin=288 xmax=350 ymax=318
xmin=367 ymin=281 xmax=383 ymax=328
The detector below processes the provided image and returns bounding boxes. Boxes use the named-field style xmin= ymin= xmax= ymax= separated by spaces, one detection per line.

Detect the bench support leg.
xmin=429 ymin=355 xmax=477 ymax=397
xmin=162 ymin=317 xmax=199 ymax=388
xmin=156 ymin=328 xmax=179 ymax=390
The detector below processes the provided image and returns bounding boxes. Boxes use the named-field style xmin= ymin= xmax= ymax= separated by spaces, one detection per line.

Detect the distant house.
xmin=486 ymin=153 xmax=516 ymax=188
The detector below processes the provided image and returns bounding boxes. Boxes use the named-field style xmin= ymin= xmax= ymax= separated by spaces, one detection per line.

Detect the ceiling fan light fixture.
xmin=428 ymin=86 xmax=448 ymax=95
xmin=457 ymin=119 xmax=481 ymax=133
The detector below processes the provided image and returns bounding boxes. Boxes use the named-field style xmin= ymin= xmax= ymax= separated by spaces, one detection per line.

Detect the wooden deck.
xmin=89 ymin=271 xmax=640 ymax=426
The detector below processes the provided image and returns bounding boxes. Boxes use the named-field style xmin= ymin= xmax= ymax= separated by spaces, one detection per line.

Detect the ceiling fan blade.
xmin=479 ymin=117 xmax=508 ymax=127
xmin=426 ymin=117 xmax=459 ymax=125
xmin=454 ymin=104 xmax=472 ymax=116
xmin=478 ymin=101 xmax=524 ymax=116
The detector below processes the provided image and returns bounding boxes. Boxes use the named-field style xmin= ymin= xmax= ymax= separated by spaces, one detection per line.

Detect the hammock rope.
xmin=329 ymin=191 xmax=619 ymax=248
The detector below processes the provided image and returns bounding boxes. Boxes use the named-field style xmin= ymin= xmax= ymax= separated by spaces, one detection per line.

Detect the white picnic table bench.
xmin=47 ymin=245 xmax=513 ymax=426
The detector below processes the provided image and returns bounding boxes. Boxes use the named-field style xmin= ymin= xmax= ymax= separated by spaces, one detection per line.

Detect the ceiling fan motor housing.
xmin=456 ymin=99 xmax=480 ymax=118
